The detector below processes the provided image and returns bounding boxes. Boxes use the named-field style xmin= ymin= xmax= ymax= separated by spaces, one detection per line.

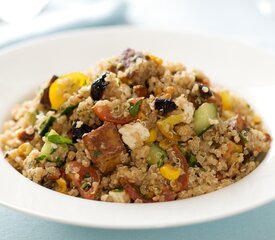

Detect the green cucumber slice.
xmin=40 ymin=129 xmax=58 ymax=159
xmin=147 ymin=143 xmax=167 ymax=167
xmin=194 ymin=103 xmax=218 ymax=135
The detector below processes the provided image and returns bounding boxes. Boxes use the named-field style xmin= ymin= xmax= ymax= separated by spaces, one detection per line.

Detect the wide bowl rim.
xmin=0 ymin=26 xmax=274 ymax=229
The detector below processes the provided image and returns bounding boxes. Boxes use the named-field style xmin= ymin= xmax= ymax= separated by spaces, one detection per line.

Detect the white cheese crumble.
xmin=118 ymin=122 xmax=149 ymax=150
xmin=175 ymin=94 xmax=195 ymax=124
xmin=109 ymin=190 xmax=130 ymax=203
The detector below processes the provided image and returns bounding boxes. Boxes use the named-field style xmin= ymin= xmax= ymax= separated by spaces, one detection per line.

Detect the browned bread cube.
xmin=83 ymin=122 xmax=126 ymax=174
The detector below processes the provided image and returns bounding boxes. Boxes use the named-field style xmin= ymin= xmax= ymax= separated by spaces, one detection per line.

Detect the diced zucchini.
xmin=147 ymin=143 xmax=167 ymax=167
xmin=194 ymin=103 xmax=218 ymax=135
xmin=40 ymin=141 xmax=54 ymax=158
xmin=60 ymin=105 xmax=78 ymax=116
xmin=39 ymin=116 xmax=56 ymax=136
xmin=40 ymin=129 xmax=58 ymax=159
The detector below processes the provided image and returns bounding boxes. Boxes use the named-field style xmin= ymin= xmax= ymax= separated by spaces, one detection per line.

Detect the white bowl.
xmin=0 ymin=27 xmax=275 ymax=229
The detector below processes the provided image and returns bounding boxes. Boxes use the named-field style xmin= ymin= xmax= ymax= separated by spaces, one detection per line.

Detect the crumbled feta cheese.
xmin=118 ymin=122 xmax=149 ymax=150
xmin=175 ymin=94 xmax=195 ymax=124
xmin=109 ymin=190 xmax=130 ymax=203
xmin=120 ymin=83 xmax=131 ymax=99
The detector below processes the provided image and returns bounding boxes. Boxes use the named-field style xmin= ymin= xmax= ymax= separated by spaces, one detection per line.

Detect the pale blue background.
xmin=2 ymin=201 xmax=275 ymax=240
xmin=1 ymin=0 xmax=275 ymax=239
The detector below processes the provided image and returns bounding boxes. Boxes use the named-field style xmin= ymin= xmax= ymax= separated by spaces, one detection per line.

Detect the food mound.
xmin=0 ymin=49 xmax=271 ymax=203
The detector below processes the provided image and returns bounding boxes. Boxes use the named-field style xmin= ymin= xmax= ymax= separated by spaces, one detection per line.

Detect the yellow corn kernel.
xmin=146 ymin=129 xmax=157 ymax=143
xmin=49 ymin=72 xmax=89 ymax=110
xmin=149 ymin=54 xmax=163 ymax=65
xmin=160 ymin=163 xmax=181 ymax=180
xmin=17 ymin=143 xmax=33 ymax=157
xmin=221 ymin=91 xmax=232 ymax=111
xmin=163 ymin=86 xmax=176 ymax=99
xmin=155 ymin=87 xmax=162 ymax=95
xmin=159 ymin=139 xmax=174 ymax=150
xmin=253 ymin=115 xmax=262 ymax=124
xmin=137 ymin=112 xmax=146 ymax=121
xmin=56 ymin=178 xmax=67 ymax=193
xmin=235 ymin=144 xmax=243 ymax=153
xmin=224 ymin=141 xmax=243 ymax=160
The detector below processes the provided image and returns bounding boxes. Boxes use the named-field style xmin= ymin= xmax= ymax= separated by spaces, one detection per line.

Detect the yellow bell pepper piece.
xmin=220 ymin=91 xmax=232 ymax=111
xmin=146 ymin=129 xmax=157 ymax=143
xmin=160 ymin=163 xmax=181 ymax=180
xmin=149 ymin=54 xmax=163 ymax=65
xmin=49 ymin=72 xmax=89 ymax=110
xmin=253 ymin=115 xmax=262 ymax=124
xmin=56 ymin=178 xmax=67 ymax=193
xmin=157 ymin=114 xmax=184 ymax=140
xmin=235 ymin=144 xmax=243 ymax=153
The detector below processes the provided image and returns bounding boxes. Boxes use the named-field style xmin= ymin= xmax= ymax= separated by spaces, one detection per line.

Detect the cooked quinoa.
xmin=0 ymin=49 xmax=271 ymax=203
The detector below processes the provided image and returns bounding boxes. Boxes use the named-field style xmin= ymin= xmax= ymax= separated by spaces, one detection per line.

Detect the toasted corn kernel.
xmin=149 ymin=55 xmax=163 ymax=65
xmin=160 ymin=163 xmax=181 ymax=180
xmin=17 ymin=143 xmax=33 ymax=157
xmin=253 ymin=115 xmax=262 ymax=124
xmin=56 ymin=178 xmax=67 ymax=193
xmin=146 ymin=129 xmax=157 ymax=143
xmin=159 ymin=139 xmax=174 ymax=150
xmin=221 ymin=91 xmax=232 ymax=111
xmin=137 ymin=112 xmax=146 ymax=121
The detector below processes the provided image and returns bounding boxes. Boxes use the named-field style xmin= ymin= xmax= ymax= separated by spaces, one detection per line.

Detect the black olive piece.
xmin=198 ymin=84 xmax=213 ymax=99
xmin=72 ymin=122 xmax=92 ymax=143
xmin=154 ymin=98 xmax=177 ymax=115
xmin=91 ymin=73 xmax=109 ymax=100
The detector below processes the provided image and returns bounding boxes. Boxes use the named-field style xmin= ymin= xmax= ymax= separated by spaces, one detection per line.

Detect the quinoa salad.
xmin=0 ymin=49 xmax=271 ymax=203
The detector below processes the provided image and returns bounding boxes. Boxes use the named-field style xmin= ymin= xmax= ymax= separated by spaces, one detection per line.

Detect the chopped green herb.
xmin=55 ymin=157 xmax=65 ymax=167
xmin=188 ymin=153 xmax=197 ymax=167
xmin=81 ymin=181 xmax=91 ymax=191
xmin=47 ymin=134 xmax=73 ymax=145
xmin=60 ymin=105 xmax=78 ymax=116
xmin=113 ymin=187 xmax=123 ymax=192
xmin=129 ymin=100 xmax=142 ymax=117
xmin=93 ymin=149 xmax=102 ymax=157
xmin=39 ymin=116 xmax=56 ymax=136
xmin=35 ymin=155 xmax=46 ymax=161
